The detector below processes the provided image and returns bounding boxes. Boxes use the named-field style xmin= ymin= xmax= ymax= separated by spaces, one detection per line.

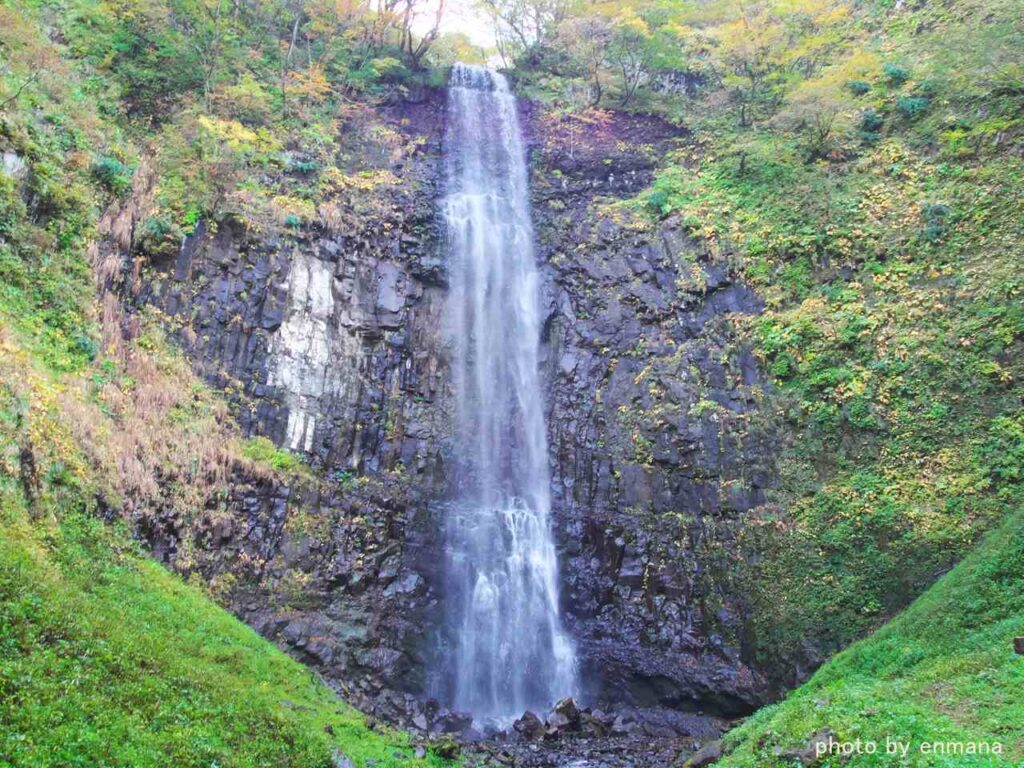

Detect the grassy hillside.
xmin=716 ymin=509 xmax=1024 ymax=767
xmin=0 ymin=495 xmax=444 ymax=768
xmin=632 ymin=0 xmax=1024 ymax=675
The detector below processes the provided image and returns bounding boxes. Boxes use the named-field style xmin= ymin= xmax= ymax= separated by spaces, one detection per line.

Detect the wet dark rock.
xmin=460 ymin=705 xmax=727 ymax=766
xmin=611 ymin=714 xmax=637 ymax=737
xmin=434 ymin=709 xmax=473 ymax=734
xmin=549 ymin=697 xmax=581 ymax=730
xmin=580 ymin=712 xmax=608 ymax=738
xmin=513 ymin=711 xmax=546 ymax=741
xmin=686 ymin=740 xmax=723 ymax=767
xmin=527 ymin=107 xmax=775 ymax=715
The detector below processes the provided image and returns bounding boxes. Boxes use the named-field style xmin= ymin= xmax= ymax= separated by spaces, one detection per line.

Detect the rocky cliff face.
xmin=129 ymin=89 xmax=776 ymax=724
xmin=135 ymin=93 xmax=454 ymax=709
xmin=145 ymin=97 xmax=450 ymax=477
xmin=526 ymin=108 xmax=774 ymax=715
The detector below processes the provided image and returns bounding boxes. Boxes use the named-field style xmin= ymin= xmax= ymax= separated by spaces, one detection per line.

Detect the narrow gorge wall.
xmin=129 ymin=89 xmax=778 ymax=723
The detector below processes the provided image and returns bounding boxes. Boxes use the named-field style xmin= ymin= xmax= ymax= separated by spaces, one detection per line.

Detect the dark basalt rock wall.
xmin=134 ymin=93 xmax=453 ymax=709
xmin=130 ymin=89 xmax=777 ymax=721
xmin=142 ymin=95 xmax=450 ymax=478
xmin=525 ymin=109 xmax=774 ymax=715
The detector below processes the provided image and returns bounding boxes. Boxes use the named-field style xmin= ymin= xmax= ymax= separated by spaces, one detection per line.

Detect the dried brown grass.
xmin=58 ymin=161 xmax=282 ymax=532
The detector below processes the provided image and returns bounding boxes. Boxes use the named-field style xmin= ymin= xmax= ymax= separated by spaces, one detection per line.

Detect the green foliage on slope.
xmin=2 ymin=0 xmax=453 ymax=262
xmin=517 ymin=0 xmax=1024 ymax=676
xmin=0 ymin=1 xmax=113 ymax=370
xmin=0 ymin=1 xmax=452 ymax=763
xmin=634 ymin=0 xmax=1024 ymax=679
xmin=0 ymin=496 xmax=444 ymax=768
xmin=716 ymin=509 xmax=1024 ymax=767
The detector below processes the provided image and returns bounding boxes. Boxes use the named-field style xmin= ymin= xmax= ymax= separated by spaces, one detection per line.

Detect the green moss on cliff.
xmin=621 ymin=0 xmax=1024 ymax=678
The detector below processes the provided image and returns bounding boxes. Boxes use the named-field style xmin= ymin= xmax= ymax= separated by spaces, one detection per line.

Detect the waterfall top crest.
xmin=449 ymin=62 xmax=510 ymax=93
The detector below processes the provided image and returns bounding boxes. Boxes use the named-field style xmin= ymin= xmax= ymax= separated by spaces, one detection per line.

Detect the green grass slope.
xmin=0 ymin=490 xmax=445 ymax=768
xmin=716 ymin=509 xmax=1024 ymax=767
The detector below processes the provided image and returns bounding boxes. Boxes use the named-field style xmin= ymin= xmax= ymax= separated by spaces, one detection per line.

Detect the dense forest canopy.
xmin=5 ymin=0 xmax=1020 ymax=248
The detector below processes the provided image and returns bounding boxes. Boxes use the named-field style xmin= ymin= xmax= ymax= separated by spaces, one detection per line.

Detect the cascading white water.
xmin=439 ymin=63 xmax=578 ymax=722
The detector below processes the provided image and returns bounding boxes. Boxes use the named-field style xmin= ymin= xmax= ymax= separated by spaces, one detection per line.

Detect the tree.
xmin=776 ymin=78 xmax=851 ymax=159
xmin=709 ymin=0 xmax=851 ymax=127
xmin=712 ymin=6 xmax=788 ymax=126
xmin=774 ymin=50 xmax=876 ymax=159
xmin=555 ymin=14 xmax=613 ymax=105
xmin=478 ymin=0 xmax=576 ymax=64
xmin=104 ymin=0 xmax=206 ymax=115
xmin=425 ymin=31 xmax=488 ymax=67
xmin=608 ymin=13 xmax=653 ymax=106
xmin=399 ymin=0 xmax=446 ymax=69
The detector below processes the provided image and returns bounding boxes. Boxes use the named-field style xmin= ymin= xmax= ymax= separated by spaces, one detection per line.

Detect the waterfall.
xmin=439 ymin=63 xmax=579 ymax=722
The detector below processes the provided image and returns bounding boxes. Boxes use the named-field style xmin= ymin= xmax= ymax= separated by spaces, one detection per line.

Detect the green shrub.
xmin=73 ymin=332 xmax=99 ymax=361
xmin=241 ymin=436 xmax=309 ymax=476
xmin=978 ymin=414 xmax=1024 ymax=487
xmin=137 ymin=214 xmax=184 ymax=257
xmin=288 ymin=158 xmax=321 ymax=174
xmin=0 ymin=176 xmax=24 ymax=237
xmin=919 ymin=202 xmax=952 ymax=242
xmin=846 ymin=79 xmax=871 ymax=96
xmin=90 ymin=156 xmax=133 ymax=196
xmin=896 ymin=95 xmax=929 ymax=118
xmin=860 ymin=110 xmax=883 ymax=132
xmin=883 ymin=62 xmax=911 ymax=87
xmin=107 ymin=22 xmax=203 ymax=115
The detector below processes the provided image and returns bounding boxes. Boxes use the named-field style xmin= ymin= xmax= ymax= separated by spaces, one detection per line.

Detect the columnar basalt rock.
xmin=128 ymin=89 xmax=777 ymax=729
xmin=143 ymin=96 xmax=451 ymax=480
xmin=525 ymin=107 xmax=775 ymax=714
xmin=134 ymin=94 xmax=454 ymax=707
